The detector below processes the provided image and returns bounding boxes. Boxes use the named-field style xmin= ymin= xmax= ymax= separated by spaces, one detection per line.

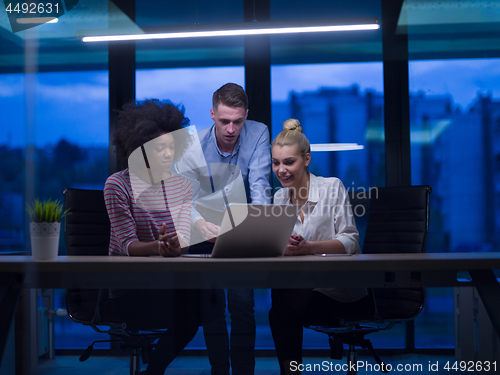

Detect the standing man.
xmin=175 ymin=83 xmax=272 ymax=375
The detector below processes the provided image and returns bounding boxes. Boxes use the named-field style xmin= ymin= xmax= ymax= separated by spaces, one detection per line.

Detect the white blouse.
xmin=274 ymin=173 xmax=367 ymax=302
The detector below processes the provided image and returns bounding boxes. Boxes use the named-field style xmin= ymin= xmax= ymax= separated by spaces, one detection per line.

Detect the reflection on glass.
xmin=1 ymin=70 xmax=109 ymax=349
xmin=409 ymin=59 xmax=500 ymax=254
xmin=136 ymin=67 xmax=245 ymax=132
xmin=409 ymin=58 xmax=500 ymax=349
xmin=0 ymin=71 xmax=109 ymax=254
xmin=272 ymin=63 xmax=385 ymax=190
xmin=129 ymin=128 xmax=248 ymax=244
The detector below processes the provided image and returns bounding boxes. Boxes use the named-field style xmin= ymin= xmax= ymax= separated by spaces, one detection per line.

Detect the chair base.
xmin=78 ymin=329 xmax=160 ymax=375
xmin=308 ymin=324 xmax=394 ymax=375
xmin=130 ymin=347 xmax=141 ymax=375
xmin=346 ymin=343 xmax=358 ymax=375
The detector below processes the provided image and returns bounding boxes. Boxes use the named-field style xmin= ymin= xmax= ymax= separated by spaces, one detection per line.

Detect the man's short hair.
xmin=212 ymin=83 xmax=248 ymax=111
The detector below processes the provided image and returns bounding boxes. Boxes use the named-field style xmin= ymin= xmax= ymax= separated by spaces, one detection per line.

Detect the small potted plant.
xmin=27 ymin=198 xmax=70 ymax=260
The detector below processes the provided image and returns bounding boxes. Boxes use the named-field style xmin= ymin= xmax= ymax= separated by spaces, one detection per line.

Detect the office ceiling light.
xmin=311 ymin=143 xmax=364 ymax=152
xmin=76 ymin=18 xmax=379 ymax=42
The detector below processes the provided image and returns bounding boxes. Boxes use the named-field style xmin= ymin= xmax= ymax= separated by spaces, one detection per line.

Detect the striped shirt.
xmin=104 ymin=169 xmax=192 ymax=256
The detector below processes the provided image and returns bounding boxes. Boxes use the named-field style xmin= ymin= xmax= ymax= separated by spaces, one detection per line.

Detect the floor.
xmin=33 ymin=353 xmax=466 ymax=375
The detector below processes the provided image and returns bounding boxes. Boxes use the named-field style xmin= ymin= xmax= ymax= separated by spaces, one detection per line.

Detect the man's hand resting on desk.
xmin=194 ymin=219 xmax=220 ymax=243
xmin=158 ymin=223 xmax=188 ymax=257
xmin=285 ymin=234 xmax=311 ymax=256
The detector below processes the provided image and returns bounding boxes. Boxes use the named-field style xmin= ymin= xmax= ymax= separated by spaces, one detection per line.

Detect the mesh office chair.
xmin=306 ymin=185 xmax=432 ymax=375
xmin=63 ymin=187 xmax=161 ymax=375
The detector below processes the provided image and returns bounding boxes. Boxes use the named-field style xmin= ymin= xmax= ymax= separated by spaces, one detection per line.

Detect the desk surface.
xmin=1 ymin=252 xmax=500 ymax=270
xmin=1 ymin=253 xmax=499 ymax=289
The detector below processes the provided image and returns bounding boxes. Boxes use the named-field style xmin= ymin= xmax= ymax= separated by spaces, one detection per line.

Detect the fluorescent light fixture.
xmin=17 ymin=17 xmax=58 ymax=24
xmin=76 ymin=17 xmax=379 ymax=43
xmin=311 ymin=143 xmax=364 ymax=152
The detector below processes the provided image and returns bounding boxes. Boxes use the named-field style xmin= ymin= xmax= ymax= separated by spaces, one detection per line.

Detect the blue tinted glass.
xmin=272 ymin=62 xmax=385 ymax=192
xmin=270 ymin=0 xmax=381 ymax=20
xmin=0 ymin=71 xmax=109 ymax=254
xmin=409 ymin=58 xmax=500 ymax=349
xmin=409 ymin=58 xmax=500 ymax=253
xmin=0 ymin=74 xmax=25 ymax=254
xmin=1 ymin=70 xmax=110 ymax=348
xmin=136 ymin=67 xmax=245 ymax=132
xmin=137 ymin=0 xmax=244 ymax=27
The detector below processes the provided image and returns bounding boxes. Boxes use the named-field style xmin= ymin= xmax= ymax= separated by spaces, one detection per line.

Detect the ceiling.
xmin=0 ymin=0 xmax=499 ymax=73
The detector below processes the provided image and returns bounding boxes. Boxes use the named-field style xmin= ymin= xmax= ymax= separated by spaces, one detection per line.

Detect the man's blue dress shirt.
xmin=174 ymin=120 xmax=272 ymax=228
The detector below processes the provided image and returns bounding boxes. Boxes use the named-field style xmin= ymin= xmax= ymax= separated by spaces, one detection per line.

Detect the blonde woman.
xmin=269 ymin=119 xmax=373 ymax=375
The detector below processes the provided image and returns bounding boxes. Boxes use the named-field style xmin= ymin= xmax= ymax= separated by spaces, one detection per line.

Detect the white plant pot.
xmin=30 ymin=222 xmax=61 ymax=261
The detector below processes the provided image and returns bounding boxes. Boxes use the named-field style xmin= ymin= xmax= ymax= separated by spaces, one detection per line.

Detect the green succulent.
xmin=26 ymin=198 xmax=70 ymax=223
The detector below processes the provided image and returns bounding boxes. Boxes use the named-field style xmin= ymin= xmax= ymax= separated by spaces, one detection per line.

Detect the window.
xmin=0 ymin=71 xmax=109 ymax=254
xmin=409 ymin=58 xmax=500 ymax=348
xmin=410 ymin=58 xmax=500 ymax=254
xmin=405 ymin=0 xmax=500 ymax=348
xmin=136 ymin=66 xmax=245 ymax=132
xmin=0 ymin=70 xmax=109 ymax=349
xmin=272 ymin=62 xmax=384 ymax=187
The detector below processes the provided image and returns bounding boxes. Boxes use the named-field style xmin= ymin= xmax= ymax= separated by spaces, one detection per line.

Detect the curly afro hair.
xmin=113 ymin=99 xmax=191 ymax=168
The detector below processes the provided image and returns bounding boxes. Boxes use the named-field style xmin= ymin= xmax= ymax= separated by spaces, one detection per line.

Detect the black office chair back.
xmin=63 ymin=188 xmax=110 ymax=256
xmin=363 ymin=185 xmax=431 ymax=255
xmin=306 ymin=186 xmax=432 ymax=372
xmin=63 ymin=188 xmax=110 ymax=323
xmin=363 ymin=185 xmax=432 ymax=320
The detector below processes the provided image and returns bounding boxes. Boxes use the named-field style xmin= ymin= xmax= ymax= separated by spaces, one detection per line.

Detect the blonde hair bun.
xmin=273 ymin=118 xmax=310 ymax=156
xmin=283 ymin=118 xmax=303 ymax=133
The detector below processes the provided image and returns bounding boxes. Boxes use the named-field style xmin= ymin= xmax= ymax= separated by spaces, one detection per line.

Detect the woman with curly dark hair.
xmin=106 ymin=99 xmax=192 ymax=257
xmin=102 ymin=99 xmax=199 ymax=375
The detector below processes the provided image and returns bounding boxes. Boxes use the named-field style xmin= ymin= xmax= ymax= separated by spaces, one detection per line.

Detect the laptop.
xmin=184 ymin=204 xmax=300 ymax=258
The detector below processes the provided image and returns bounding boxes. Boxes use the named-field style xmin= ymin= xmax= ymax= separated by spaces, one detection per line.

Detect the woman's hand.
xmin=284 ymin=234 xmax=311 ymax=256
xmin=157 ymin=223 xmax=187 ymax=257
